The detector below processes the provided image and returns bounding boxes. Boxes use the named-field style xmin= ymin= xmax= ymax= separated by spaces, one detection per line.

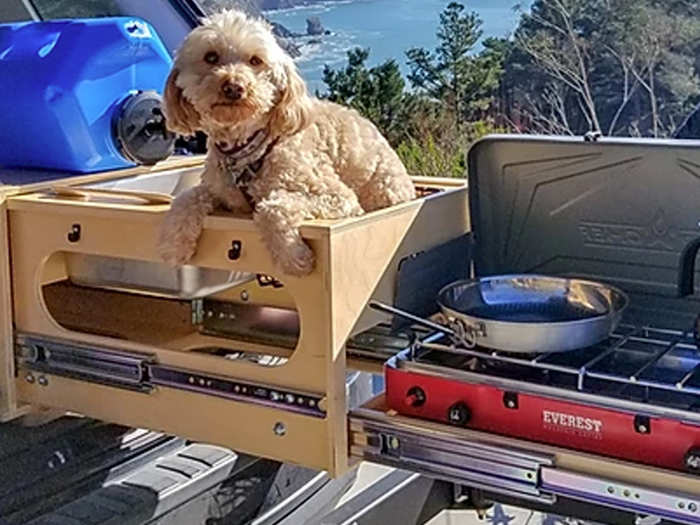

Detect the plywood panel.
xmin=7 ymin=175 xmax=469 ymax=475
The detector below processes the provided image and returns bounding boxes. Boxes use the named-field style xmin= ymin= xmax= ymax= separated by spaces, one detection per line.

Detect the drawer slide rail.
xmin=350 ymin=410 xmax=700 ymax=524
xmin=15 ymin=334 xmax=325 ymax=416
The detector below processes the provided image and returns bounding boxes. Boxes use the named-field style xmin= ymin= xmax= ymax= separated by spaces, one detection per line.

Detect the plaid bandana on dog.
xmin=214 ymin=129 xmax=279 ymax=209
xmin=215 ymin=130 xmax=279 ymax=186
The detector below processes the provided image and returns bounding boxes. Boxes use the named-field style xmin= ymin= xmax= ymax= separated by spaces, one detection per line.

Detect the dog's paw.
xmin=156 ymin=184 xmax=214 ymax=266
xmin=159 ymin=238 xmax=197 ymax=266
xmin=276 ymin=240 xmax=315 ymax=277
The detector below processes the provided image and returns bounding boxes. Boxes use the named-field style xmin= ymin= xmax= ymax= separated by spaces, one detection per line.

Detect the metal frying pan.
xmin=370 ymin=274 xmax=629 ymax=354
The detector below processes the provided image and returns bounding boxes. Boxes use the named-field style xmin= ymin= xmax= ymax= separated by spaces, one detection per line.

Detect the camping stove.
xmin=385 ymin=319 xmax=700 ymax=475
xmin=380 ymin=135 xmax=700 ymax=478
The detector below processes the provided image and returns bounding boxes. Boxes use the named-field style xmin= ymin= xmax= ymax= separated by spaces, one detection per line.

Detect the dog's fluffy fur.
xmin=159 ymin=9 xmax=415 ymax=276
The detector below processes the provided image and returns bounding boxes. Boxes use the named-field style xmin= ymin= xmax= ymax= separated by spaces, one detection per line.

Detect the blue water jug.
xmin=0 ymin=17 xmax=176 ymax=174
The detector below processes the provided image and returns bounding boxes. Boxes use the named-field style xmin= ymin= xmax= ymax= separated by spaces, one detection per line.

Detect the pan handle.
xmin=368 ymin=300 xmax=455 ymax=336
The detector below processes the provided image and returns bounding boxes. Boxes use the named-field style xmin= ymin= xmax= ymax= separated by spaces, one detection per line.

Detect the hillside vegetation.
xmin=321 ymin=0 xmax=700 ymax=177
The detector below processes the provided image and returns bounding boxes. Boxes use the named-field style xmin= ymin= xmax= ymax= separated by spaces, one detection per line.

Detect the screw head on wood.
xmin=273 ymin=422 xmax=286 ymax=436
xmin=388 ymin=436 xmax=400 ymax=450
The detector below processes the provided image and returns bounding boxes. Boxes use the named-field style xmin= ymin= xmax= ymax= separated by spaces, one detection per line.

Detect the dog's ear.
xmin=269 ymin=61 xmax=311 ymax=136
xmin=163 ymin=68 xmax=201 ymax=136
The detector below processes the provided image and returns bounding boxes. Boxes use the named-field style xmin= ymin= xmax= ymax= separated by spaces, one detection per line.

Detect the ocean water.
xmin=266 ymin=0 xmax=530 ymax=94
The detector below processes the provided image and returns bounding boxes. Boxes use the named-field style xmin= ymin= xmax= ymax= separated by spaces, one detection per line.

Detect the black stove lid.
xmin=467 ymin=135 xmax=700 ymax=300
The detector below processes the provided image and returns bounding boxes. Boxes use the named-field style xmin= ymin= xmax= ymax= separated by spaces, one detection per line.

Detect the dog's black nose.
xmin=221 ymin=82 xmax=244 ymax=101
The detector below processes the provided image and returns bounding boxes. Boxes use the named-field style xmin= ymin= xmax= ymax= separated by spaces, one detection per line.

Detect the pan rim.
xmin=436 ymin=273 xmax=630 ymax=329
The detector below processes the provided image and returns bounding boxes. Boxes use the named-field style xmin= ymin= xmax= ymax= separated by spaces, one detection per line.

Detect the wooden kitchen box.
xmin=0 ymin=158 xmax=470 ymax=476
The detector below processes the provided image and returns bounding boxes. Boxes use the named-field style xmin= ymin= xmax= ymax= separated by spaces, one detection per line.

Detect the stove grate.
xmin=409 ymin=323 xmax=700 ymax=413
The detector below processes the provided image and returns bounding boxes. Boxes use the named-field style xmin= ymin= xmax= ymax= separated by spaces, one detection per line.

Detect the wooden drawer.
xmin=1 ymin=161 xmax=469 ymax=476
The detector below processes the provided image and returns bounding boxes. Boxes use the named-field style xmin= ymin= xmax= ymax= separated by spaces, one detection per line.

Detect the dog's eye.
xmin=204 ymin=51 xmax=219 ymax=65
xmin=249 ymin=55 xmax=263 ymax=66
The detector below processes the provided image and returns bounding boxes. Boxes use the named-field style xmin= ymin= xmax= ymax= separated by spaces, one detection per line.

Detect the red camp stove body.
xmin=385 ymin=342 xmax=700 ymax=475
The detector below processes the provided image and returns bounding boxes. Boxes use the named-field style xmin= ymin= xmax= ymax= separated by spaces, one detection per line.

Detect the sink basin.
xmin=65 ymin=253 xmax=254 ymax=300
xmin=82 ymin=165 xmax=202 ymax=196
xmin=64 ymin=165 xmax=255 ymax=300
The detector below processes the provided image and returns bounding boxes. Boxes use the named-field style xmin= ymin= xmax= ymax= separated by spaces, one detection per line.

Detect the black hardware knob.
xmin=634 ymin=415 xmax=651 ymax=434
xmin=584 ymin=131 xmax=601 ymax=142
xmin=227 ymin=240 xmax=242 ymax=260
xmin=256 ymin=274 xmax=283 ymax=288
xmin=404 ymin=386 xmax=426 ymax=408
xmin=67 ymin=224 xmax=81 ymax=243
xmin=447 ymin=402 xmax=471 ymax=426
xmin=503 ymin=391 xmax=519 ymax=409
xmin=685 ymin=448 xmax=700 ymax=474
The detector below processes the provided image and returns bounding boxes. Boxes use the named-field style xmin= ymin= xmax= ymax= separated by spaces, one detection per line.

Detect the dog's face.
xmin=163 ymin=10 xmax=310 ymax=137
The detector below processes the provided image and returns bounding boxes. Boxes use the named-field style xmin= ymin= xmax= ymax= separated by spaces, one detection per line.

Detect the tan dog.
xmin=159 ymin=9 xmax=415 ymax=276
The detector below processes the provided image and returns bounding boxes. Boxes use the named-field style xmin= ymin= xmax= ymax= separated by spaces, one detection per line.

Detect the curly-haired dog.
xmin=159 ymin=9 xmax=415 ymax=276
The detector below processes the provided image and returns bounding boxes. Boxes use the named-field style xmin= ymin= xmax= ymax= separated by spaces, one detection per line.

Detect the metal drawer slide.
xmin=541 ymin=468 xmax=700 ymax=524
xmin=15 ymin=334 xmax=325 ymax=417
xmin=16 ymin=335 xmax=153 ymax=391
xmin=350 ymin=404 xmax=700 ymax=524
xmin=350 ymin=410 xmax=554 ymax=504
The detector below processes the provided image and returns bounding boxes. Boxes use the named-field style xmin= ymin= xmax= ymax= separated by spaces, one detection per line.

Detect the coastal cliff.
xmin=198 ymin=0 xmax=303 ymax=57
xmin=199 ymin=0 xmax=343 ymax=56
xmin=306 ymin=16 xmax=326 ymax=35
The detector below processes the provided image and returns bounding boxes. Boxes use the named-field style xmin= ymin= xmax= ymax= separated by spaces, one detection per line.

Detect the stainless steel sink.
xmin=82 ymin=165 xmax=202 ymax=196
xmin=64 ymin=165 xmax=254 ymax=300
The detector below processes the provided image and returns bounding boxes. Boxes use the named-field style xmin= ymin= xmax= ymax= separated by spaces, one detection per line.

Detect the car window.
xmin=28 ymin=0 xmax=196 ymax=55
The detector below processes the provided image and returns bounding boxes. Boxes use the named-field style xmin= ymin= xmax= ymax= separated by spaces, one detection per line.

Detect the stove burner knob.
xmin=634 ymin=415 xmax=651 ymax=434
xmin=447 ymin=402 xmax=471 ymax=427
xmin=404 ymin=387 xmax=426 ymax=408
xmin=685 ymin=448 xmax=700 ymax=474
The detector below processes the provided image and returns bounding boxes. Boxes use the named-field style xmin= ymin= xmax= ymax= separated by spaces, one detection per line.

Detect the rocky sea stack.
xmin=306 ymin=16 xmax=324 ymax=35
xmin=198 ymin=0 xmax=343 ymax=57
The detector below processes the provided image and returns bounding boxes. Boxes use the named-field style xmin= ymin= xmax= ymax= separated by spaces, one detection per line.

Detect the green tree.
xmin=319 ymin=3 xmax=509 ymax=178
xmin=321 ymin=48 xmax=408 ymax=144
xmin=506 ymin=0 xmax=700 ymax=137
xmin=405 ymin=2 xmax=505 ymax=125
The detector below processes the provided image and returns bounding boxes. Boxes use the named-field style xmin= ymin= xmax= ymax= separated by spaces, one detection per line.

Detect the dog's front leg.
xmin=158 ymin=184 xmax=216 ymax=266
xmin=254 ymin=191 xmax=315 ymax=277
xmin=253 ymin=187 xmax=364 ymax=277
